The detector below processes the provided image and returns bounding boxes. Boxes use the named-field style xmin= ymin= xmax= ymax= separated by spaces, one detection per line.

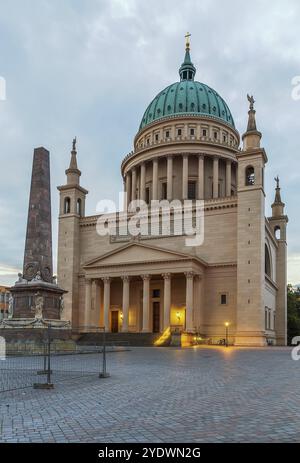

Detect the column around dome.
xmin=140 ymin=163 xmax=146 ymax=202
xmin=182 ymin=155 xmax=188 ymax=200
xmin=152 ymin=158 xmax=158 ymax=200
xmin=213 ymin=156 xmax=219 ymax=199
xmin=226 ymin=160 xmax=232 ymax=197
xmin=198 ymin=155 xmax=204 ymax=200
xmin=167 ymin=156 xmax=173 ymax=201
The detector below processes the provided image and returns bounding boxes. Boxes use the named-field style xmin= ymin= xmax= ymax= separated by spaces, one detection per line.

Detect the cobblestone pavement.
xmin=0 ymin=347 xmax=299 ymax=443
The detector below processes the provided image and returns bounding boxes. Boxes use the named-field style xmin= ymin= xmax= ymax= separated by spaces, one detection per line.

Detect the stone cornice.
xmin=79 ymin=197 xmax=238 ymax=228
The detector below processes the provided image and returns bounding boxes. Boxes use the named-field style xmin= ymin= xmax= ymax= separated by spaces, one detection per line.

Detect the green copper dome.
xmin=139 ymin=45 xmax=235 ymax=131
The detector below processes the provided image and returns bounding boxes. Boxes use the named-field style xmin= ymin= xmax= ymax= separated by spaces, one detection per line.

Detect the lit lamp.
xmin=225 ymin=322 xmax=229 ymax=347
xmin=120 ymin=312 xmax=124 ymax=321
xmin=176 ymin=311 xmax=181 ymax=323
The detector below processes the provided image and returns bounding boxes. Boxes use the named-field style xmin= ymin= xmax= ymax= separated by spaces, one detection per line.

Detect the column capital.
xmin=141 ymin=274 xmax=151 ymax=281
xmin=102 ymin=276 xmax=111 ymax=284
xmin=85 ymin=277 xmax=92 ymax=284
xmin=121 ymin=275 xmax=130 ymax=282
xmin=162 ymin=273 xmax=171 ymax=280
xmin=184 ymin=271 xmax=195 ymax=280
xmin=198 ymin=153 xmax=204 ymax=159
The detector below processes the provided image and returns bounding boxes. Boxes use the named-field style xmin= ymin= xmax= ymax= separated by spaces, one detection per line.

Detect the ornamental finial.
xmin=72 ymin=136 xmax=77 ymax=152
xmin=185 ymin=32 xmax=191 ymax=50
xmin=247 ymin=94 xmax=255 ymax=111
xmin=275 ymin=175 xmax=280 ymax=189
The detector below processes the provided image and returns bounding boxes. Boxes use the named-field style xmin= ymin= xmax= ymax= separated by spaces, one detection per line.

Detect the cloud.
xmin=0 ymin=0 xmax=299 ymax=286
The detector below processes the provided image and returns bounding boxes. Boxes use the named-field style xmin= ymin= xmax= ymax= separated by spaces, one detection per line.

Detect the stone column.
xmin=84 ymin=278 xmax=92 ymax=328
xmin=126 ymin=173 xmax=131 ymax=209
xmin=95 ymin=280 xmax=101 ymax=327
xmin=152 ymin=159 xmax=158 ymax=200
xmin=182 ymin=154 xmax=188 ymax=199
xmin=142 ymin=274 xmax=151 ymax=332
xmin=185 ymin=272 xmax=194 ymax=332
xmin=140 ymin=163 xmax=146 ymax=202
xmin=198 ymin=154 xmax=204 ymax=199
xmin=121 ymin=276 xmax=130 ymax=332
xmin=167 ymin=156 xmax=173 ymax=200
xmin=213 ymin=156 xmax=219 ymax=199
xmin=226 ymin=160 xmax=232 ymax=197
xmin=102 ymin=277 xmax=111 ymax=331
xmin=162 ymin=273 xmax=171 ymax=330
xmin=131 ymin=168 xmax=137 ymax=201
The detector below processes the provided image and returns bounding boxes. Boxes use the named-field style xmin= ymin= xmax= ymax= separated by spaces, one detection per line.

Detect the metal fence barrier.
xmin=0 ymin=325 xmax=129 ymax=393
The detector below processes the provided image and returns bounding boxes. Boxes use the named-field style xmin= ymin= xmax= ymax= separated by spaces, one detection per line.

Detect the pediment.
xmin=84 ymin=242 xmax=207 ymax=269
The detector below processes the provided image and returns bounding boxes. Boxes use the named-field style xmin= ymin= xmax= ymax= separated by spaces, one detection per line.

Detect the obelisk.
xmin=23 ymin=147 xmax=53 ymax=282
xmin=9 ymin=147 xmax=66 ymax=321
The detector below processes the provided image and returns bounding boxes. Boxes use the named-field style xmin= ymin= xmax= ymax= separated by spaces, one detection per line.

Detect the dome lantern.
xmin=179 ymin=33 xmax=196 ymax=81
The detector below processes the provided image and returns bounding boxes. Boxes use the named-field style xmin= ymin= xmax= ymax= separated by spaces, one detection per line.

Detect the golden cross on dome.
xmin=185 ymin=32 xmax=191 ymax=49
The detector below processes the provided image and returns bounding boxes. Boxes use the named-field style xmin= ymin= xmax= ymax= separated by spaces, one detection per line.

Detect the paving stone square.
xmin=0 ymin=347 xmax=299 ymax=443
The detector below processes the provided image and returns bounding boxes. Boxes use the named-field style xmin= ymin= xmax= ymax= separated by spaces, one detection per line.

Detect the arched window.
xmin=77 ymin=198 xmax=82 ymax=216
xmin=245 ymin=166 xmax=255 ymax=186
xmin=265 ymin=244 xmax=272 ymax=278
xmin=274 ymin=226 xmax=281 ymax=240
xmin=64 ymin=197 xmax=71 ymax=214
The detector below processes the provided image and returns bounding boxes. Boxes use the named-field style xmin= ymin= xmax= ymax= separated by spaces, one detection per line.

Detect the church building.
xmin=57 ymin=37 xmax=288 ymax=346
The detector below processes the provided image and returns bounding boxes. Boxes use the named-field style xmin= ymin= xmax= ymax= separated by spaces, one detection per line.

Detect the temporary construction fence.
xmin=0 ymin=325 xmax=129 ymax=393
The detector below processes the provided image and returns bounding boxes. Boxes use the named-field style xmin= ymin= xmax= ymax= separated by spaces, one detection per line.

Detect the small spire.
xmin=246 ymin=94 xmax=257 ymax=131
xmin=274 ymin=176 xmax=282 ymax=204
xmin=272 ymin=176 xmax=285 ymax=217
xmin=179 ymin=32 xmax=196 ymax=81
xmin=72 ymin=136 xmax=77 ymax=152
xmin=66 ymin=137 xmax=81 ymax=184
xmin=69 ymin=137 xmax=78 ymax=170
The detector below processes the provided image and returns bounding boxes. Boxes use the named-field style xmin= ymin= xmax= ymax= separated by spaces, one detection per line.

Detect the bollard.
xmin=99 ymin=328 xmax=110 ymax=378
xmin=34 ymin=324 xmax=54 ymax=389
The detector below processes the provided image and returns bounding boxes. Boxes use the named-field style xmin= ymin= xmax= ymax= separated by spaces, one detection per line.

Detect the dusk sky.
xmin=0 ymin=0 xmax=299 ymax=285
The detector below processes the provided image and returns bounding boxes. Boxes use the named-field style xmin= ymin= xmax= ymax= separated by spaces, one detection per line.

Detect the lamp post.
xmin=225 ymin=322 xmax=229 ymax=347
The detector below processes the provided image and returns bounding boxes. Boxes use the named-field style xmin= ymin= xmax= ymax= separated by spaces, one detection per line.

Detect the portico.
xmin=82 ymin=242 xmax=205 ymax=333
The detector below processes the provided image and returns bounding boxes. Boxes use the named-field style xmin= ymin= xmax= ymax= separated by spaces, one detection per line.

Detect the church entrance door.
xmin=152 ymin=302 xmax=160 ymax=333
xmin=111 ymin=311 xmax=119 ymax=333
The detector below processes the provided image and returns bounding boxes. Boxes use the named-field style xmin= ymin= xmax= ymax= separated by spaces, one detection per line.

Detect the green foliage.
xmin=287 ymin=284 xmax=300 ymax=344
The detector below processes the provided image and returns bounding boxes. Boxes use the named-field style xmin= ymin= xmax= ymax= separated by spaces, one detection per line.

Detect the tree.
xmin=287 ymin=284 xmax=300 ymax=345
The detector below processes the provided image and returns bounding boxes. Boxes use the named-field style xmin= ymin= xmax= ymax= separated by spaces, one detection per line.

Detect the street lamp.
xmin=225 ymin=322 xmax=229 ymax=347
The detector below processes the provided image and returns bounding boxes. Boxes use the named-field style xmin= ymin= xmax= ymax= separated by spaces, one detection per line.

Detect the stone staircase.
xmin=75 ymin=332 xmax=160 ymax=347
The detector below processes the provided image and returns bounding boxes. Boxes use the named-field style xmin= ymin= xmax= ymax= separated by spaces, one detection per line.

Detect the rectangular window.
xmin=188 ymin=181 xmax=196 ymax=200
xmin=220 ymin=294 xmax=227 ymax=305
xmin=177 ymin=128 xmax=182 ymax=136
xmin=161 ymin=182 xmax=167 ymax=200
xmin=190 ymin=128 xmax=195 ymax=136
xmin=202 ymin=129 xmax=207 ymax=137
xmin=152 ymin=289 xmax=160 ymax=298
xmin=155 ymin=134 xmax=159 ymax=141
xmin=165 ymin=130 xmax=170 ymax=138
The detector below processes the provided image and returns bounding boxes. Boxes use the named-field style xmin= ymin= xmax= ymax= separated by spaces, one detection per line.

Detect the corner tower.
xmin=268 ymin=177 xmax=288 ymax=345
xmin=57 ymin=139 xmax=88 ymax=324
xmin=235 ymin=96 xmax=268 ymax=346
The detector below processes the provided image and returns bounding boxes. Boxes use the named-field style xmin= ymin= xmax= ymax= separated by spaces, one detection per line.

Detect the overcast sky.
xmin=0 ymin=0 xmax=299 ymax=286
